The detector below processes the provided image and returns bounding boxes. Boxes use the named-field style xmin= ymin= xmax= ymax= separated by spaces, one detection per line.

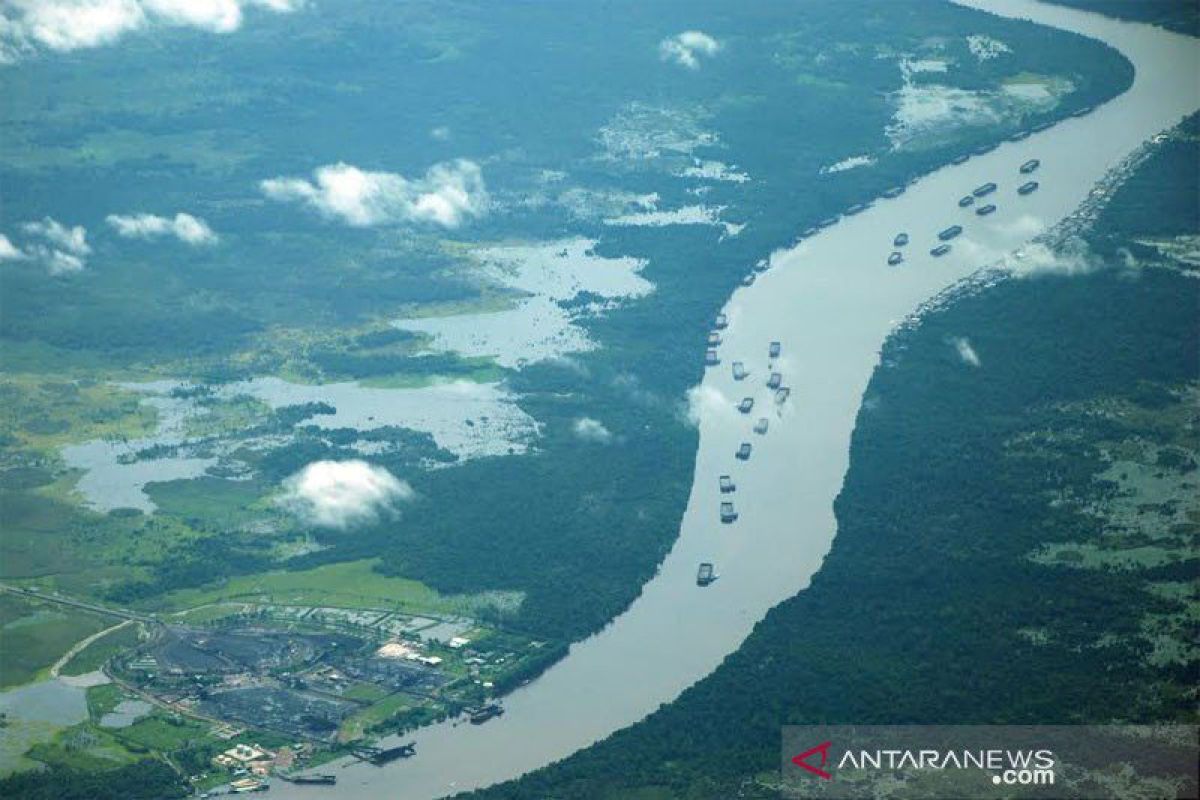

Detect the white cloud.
xmin=0 ymin=0 xmax=300 ymax=62
xmin=683 ymin=383 xmax=737 ymax=427
xmin=16 ymin=217 xmax=90 ymax=272
xmin=1008 ymin=237 xmax=1097 ymax=278
xmin=21 ymin=216 xmax=90 ymax=256
xmin=279 ymin=460 xmax=413 ymax=530
xmin=0 ymin=233 xmax=27 ymax=260
xmin=659 ymin=30 xmax=721 ymax=70
xmin=106 ymin=212 xmax=218 ymax=245
xmin=261 ymin=160 xmax=489 ymax=228
xmin=950 ymin=336 xmax=981 ymax=367
xmin=572 ymin=417 xmax=612 ymax=444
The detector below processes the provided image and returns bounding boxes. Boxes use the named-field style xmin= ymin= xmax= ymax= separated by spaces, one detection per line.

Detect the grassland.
xmin=154 ymin=558 xmax=521 ymax=616
xmin=61 ymin=623 xmax=145 ymax=678
xmin=0 ymin=594 xmax=112 ymax=689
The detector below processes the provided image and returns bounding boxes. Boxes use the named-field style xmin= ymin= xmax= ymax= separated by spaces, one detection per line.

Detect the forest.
xmin=461 ymin=117 xmax=1200 ymax=799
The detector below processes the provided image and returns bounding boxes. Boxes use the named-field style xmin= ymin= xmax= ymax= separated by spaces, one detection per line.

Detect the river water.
xmin=275 ymin=3 xmax=1199 ymax=797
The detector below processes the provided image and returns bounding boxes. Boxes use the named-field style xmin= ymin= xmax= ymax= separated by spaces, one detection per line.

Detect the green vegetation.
xmin=464 ymin=117 xmax=1200 ymax=799
xmin=61 ymin=624 xmax=142 ymax=677
xmin=153 ymin=558 xmax=504 ymax=615
xmin=0 ymin=760 xmax=187 ymax=800
xmin=1045 ymin=0 xmax=1200 ymax=36
xmin=0 ymin=594 xmax=112 ymax=688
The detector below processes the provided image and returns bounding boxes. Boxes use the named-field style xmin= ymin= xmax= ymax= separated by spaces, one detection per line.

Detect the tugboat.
xmin=887 ymin=251 xmax=904 ymax=266
xmin=738 ymin=397 xmax=754 ymax=414
xmin=753 ymin=417 xmax=769 ymax=435
xmin=714 ymin=313 xmax=728 ymax=329
xmin=719 ymin=474 xmax=736 ymax=493
xmin=767 ymin=372 xmax=782 ymax=390
xmin=704 ymin=348 xmax=719 ymax=366
xmin=975 ymin=203 xmax=997 ymax=216
xmin=893 ymin=232 xmax=909 ymax=247
xmin=931 ymin=243 xmax=952 ymax=257
xmin=720 ymin=501 xmax=738 ymax=523
xmin=468 ymin=704 xmax=504 ymax=725
xmin=736 ymin=442 xmax=752 ymax=460
xmin=696 ymin=562 xmax=716 ymax=586
xmin=958 ymin=195 xmax=975 ymax=208
xmin=938 ymin=225 xmax=963 ymax=241
xmin=972 ymin=182 xmax=997 ymax=198
xmin=768 ymin=341 xmax=781 ymax=359
xmin=1018 ymin=180 xmax=1039 ymax=195
xmin=1020 ymin=159 xmax=1040 ymax=174
xmin=732 ymin=361 xmax=747 ymax=380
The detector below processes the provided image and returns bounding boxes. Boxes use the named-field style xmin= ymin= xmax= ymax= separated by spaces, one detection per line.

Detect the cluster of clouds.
xmin=278 ymin=460 xmax=413 ymax=530
xmin=5 ymin=158 xmax=490 ymax=275
xmin=261 ymin=160 xmax=489 ymax=229
xmin=0 ymin=0 xmax=301 ymax=63
xmin=107 ymin=212 xmax=218 ymax=245
xmin=658 ymin=30 xmax=721 ymax=70
xmin=1 ymin=210 xmax=218 ymax=274
xmin=0 ymin=217 xmax=91 ymax=274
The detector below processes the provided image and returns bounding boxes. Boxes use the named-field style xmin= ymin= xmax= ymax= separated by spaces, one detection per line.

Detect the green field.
xmin=153 ymin=558 xmax=516 ymax=616
xmin=0 ymin=594 xmax=112 ymax=688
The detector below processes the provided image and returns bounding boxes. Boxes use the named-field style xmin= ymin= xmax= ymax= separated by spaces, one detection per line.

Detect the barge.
xmin=719 ymin=474 xmax=735 ymax=493
xmin=893 ymin=232 xmax=909 ymax=247
xmin=768 ymin=341 xmax=781 ymax=359
xmin=468 ymin=704 xmax=504 ymax=725
xmin=1018 ymin=180 xmax=1039 ymax=195
xmin=887 ymin=251 xmax=903 ymax=266
xmin=753 ymin=417 xmax=769 ymax=435
xmin=931 ymin=243 xmax=951 ymax=257
xmin=882 ymin=186 xmax=905 ymax=199
xmin=732 ymin=361 xmax=747 ymax=380
xmin=972 ymin=182 xmax=997 ymax=198
xmin=767 ymin=372 xmax=782 ymax=390
xmin=740 ymin=272 xmax=755 ymax=286
xmin=704 ymin=349 xmax=719 ymax=366
xmin=938 ymin=225 xmax=963 ymax=241
xmin=975 ymin=203 xmax=997 ymax=216
xmin=736 ymin=442 xmax=752 ymax=460
xmin=720 ymin=501 xmax=738 ymax=523
xmin=738 ymin=397 xmax=754 ymax=414
xmin=697 ymin=562 xmax=716 ymax=586
xmin=713 ymin=313 xmax=728 ymax=329
xmin=1019 ymin=159 xmax=1040 ymax=174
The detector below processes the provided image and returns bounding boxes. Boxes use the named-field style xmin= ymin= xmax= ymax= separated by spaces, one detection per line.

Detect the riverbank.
xmin=272 ymin=3 xmax=1199 ymax=798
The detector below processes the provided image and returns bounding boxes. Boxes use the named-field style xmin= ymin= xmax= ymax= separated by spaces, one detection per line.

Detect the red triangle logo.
xmin=792 ymin=740 xmax=833 ymax=780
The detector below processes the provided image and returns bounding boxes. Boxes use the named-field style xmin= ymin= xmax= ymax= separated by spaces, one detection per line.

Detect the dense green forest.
xmin=0 ymin=0 xmax=1135 ymax=643
xmin=1046 ymin=0 xmax=1200 ymax=37
xmin=462 ymin=119 xmax=1200 ymax=799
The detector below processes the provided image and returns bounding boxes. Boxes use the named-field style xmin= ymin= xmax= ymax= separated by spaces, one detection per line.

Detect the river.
xmin=274 ymin=3 xmax=1199 ymax=797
